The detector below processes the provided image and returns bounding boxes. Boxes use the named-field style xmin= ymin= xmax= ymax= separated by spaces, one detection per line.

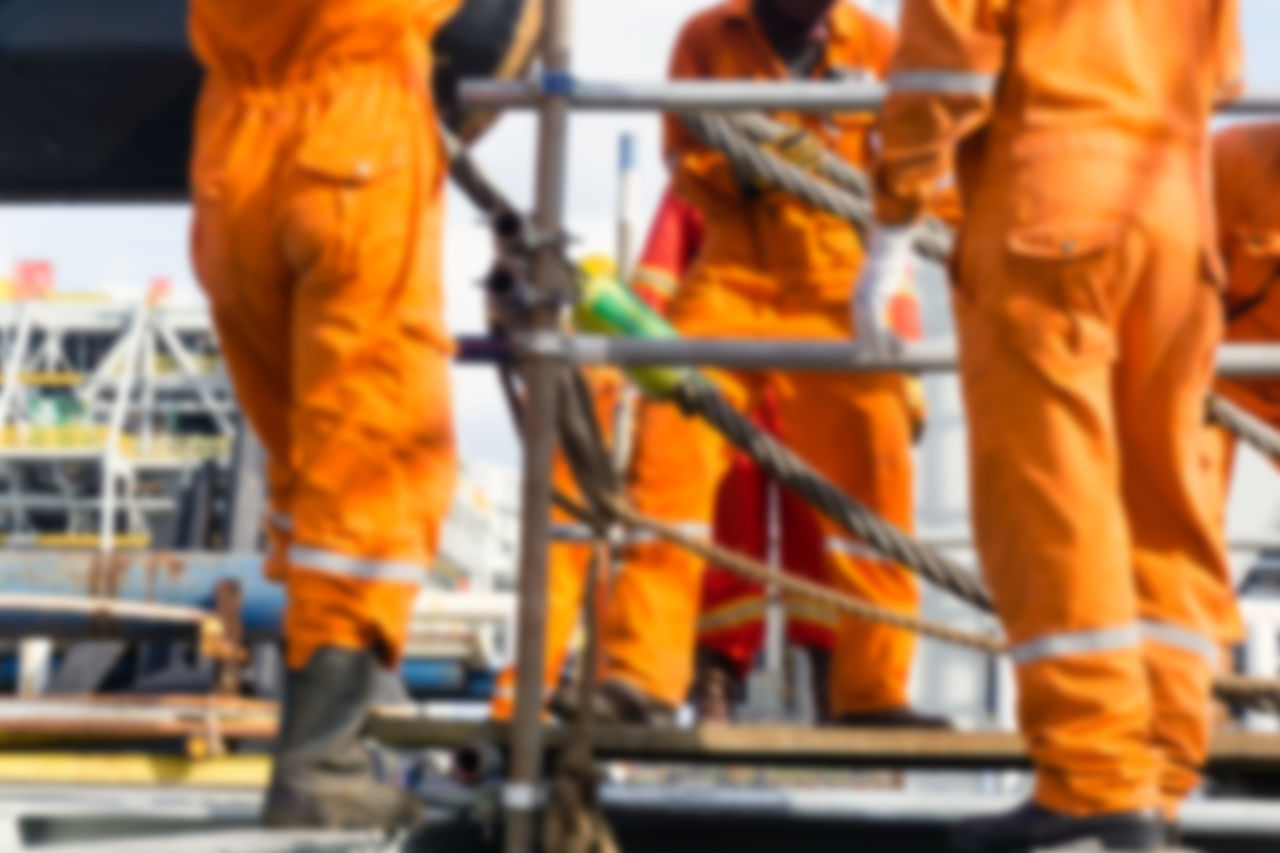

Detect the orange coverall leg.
xmin=877 ymin=0 xmax=1242 ymax=817
xmin=490 ymin=371 xmax=622 ymax=719
xmin=600 ymin=279 xmax=918 ymax=711
xmin=191 ymin=56 xmax=456 ymax=671
xmin=956 ymin=154 xmax=1232 ymax=817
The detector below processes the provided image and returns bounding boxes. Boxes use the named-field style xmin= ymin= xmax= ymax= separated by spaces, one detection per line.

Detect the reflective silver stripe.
xmin=785 ymin=597 xmax=837 ymax=627
xmin=627 ymin=522 xmax=710 ymax=546
xmin=824 ymin=538 xmax=882 ymax=562
xmin=289 ymin=545 xmax=425 ymax=584
xmin=550 ymin=523 xmax=596 ymax=543
xmin=698 ymin=598 xmax=766 ymax=633
xmin=1142 ymin=620 xmax=1220 ymax=667
xmin=889 ymin=70 xmax=997 ymax=97
xmin=267 ymin=512 xmax=293 ymax=533
xmin=1010 ymin=624 xmax=1141 ymax=666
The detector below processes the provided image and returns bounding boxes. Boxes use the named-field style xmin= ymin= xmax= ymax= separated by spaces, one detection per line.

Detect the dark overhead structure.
xmin=0 ymin=0 xmax=541 ymax=200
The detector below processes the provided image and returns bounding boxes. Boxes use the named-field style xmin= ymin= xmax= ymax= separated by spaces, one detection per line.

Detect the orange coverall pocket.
xmin=284 ymin=91 xmax=415 ymax=286
xmin=999 ymin=221 xmax=1123 ymax=384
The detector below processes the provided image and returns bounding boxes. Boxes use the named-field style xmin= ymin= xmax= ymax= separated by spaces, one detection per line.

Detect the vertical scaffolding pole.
xmin=505 ymin=0 xmax=574 ymax=849
xmin=615 ymin=132 xmax=638 ymax=278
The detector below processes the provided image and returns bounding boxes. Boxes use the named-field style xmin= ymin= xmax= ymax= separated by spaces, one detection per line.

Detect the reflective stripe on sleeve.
xmin=824 ymin=537 xmax=884 ymax=562
xmin=288 ymin=545 xmax=426 ymax=584
xmin=888 ymin=70 xmax=997 ymax=97
xmin=698 ymin=597 xmax=767 ymax=634
xmin=1010 ymin=624 xmax=1142 ymax=666
xmin=1142 ymin=620 xmax=1220 ymax=668
xmin=626 ymin=522 xmax=711 ymax=547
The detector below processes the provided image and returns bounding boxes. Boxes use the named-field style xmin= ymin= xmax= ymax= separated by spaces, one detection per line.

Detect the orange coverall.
xmin=875 ymin=0 xmax=1242 ymax=818
xmin=190 ymin=0 xmax=462 ymax=671
xmin=1211 ymin=122 xmax=1280 ymax=494
xmin=489 ymin=369 xmax=624 ymax=719
xmin=599 ymin=0 xmax=923 ymax=717
xmin=634 ymin=187 xmax=840 ymax=675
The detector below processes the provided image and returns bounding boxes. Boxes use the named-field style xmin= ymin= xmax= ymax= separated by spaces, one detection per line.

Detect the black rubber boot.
xmin=951 ymin=800 xmax=1162 ymax=852
xmin=261 ymin=646 xmax=424 ymax=830
xmin=833 ymin=707 xmax=953 ymax=730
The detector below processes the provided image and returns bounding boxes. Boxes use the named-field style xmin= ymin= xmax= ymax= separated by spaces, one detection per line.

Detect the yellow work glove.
xmin=765 ymin=127 xmax=825 ymax=173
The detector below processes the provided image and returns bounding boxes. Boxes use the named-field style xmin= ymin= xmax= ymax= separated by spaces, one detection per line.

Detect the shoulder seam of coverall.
xmin=289 ymin=545 xmax=427 ymax=584
xmin=1009 ymin=624 xmax=1143 ymax=666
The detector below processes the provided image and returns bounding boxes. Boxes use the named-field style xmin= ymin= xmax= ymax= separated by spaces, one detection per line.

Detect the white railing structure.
xmin=0 ymin=300 xmax=234 ymax=549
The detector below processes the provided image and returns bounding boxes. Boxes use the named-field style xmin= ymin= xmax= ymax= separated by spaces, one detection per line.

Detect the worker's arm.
xmin=630 ymin=186 xmax=704 ymax=312
xmin=663 ymin=21 xmax=752 ymax=209
xmin=873 ymin=0 xmax=1010 ymax=226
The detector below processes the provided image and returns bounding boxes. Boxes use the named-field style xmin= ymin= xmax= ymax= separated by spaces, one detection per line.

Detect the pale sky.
xmin=1 ymin=0 xmax=1279 ymax=534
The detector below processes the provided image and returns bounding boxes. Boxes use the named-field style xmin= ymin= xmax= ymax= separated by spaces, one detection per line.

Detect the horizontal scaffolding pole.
xmin=457 ymin=335 xmax=1280 ymax=379
xmin=460 ymin=78 xmax=1280 ymax=115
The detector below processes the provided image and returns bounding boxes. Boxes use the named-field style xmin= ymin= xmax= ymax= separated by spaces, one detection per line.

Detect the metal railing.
xmin=461 ymin=77 xmax=1280 ymax=115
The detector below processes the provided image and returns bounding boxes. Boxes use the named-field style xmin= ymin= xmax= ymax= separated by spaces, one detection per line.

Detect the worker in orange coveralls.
xmin=487 ymin=357 xmax=625 ymax=721
xmin=189 ymin=0 xmax=462 ymax=829
xmin=856 ymin=0 xmax=1243 ymax=848
xmin=586 ymin=0 xmax=946 ymax=730
xmin=1210 ymin=123 xmax=1280 ymax=509
xmin=624 ymin=186 xmax=845 ymax=724
xmin=487 ymin=188 xmax=699 ymax=722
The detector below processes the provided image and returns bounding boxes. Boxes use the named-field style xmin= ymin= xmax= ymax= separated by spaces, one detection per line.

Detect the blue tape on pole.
xmin=541 ymin=70 xmax=575 ymax=96
xmin=619 ymin=133 xmax=636 ymax=173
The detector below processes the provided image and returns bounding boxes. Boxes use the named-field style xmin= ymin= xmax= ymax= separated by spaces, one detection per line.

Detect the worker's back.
xmin=190 ymin=0 xmax=460 ymax=83
xmin=983 ymin=0 xmax=1238 ymax=144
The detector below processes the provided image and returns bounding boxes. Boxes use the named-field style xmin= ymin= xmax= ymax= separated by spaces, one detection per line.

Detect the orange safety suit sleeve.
xmin=873 ymin=0 xmax=1010 ymax=225
xmin=664 ymin=20 xmax=748 ymax=208
xmin=630 ymin=185 xmax=705 ymax=313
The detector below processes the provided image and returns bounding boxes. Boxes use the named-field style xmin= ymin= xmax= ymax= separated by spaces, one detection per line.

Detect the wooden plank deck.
xmin=367 ymin=711 xmax=1280 ymax=773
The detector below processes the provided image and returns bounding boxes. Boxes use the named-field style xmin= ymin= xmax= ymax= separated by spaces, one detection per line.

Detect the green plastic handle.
xmin=573 ymin=272 xmax=688 ymax=398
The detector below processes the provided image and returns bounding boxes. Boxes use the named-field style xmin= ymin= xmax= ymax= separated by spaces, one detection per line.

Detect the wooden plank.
xmin=366 ymin=711 xmax=1280 ymax=773
xmin=0 ymin=696 xmax=277 ymax=745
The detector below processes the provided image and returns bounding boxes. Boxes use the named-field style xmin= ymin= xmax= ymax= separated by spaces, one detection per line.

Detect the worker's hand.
xmin=765 ymin=127 xmax=825 ymax=173
xmin=853 ymin=225 xmax=918 ymax=358
xmin=738 ymin=127 xmax=827 ymax=195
